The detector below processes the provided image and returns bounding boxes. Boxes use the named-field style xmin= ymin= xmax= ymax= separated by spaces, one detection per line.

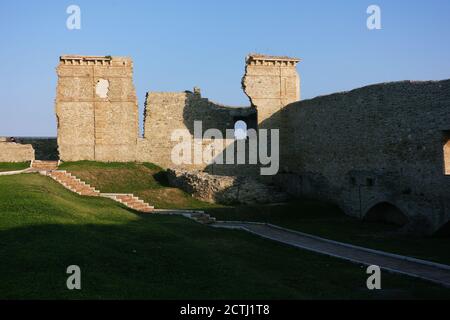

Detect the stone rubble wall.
xmin=0 ymin=141 xmax=35 ymax=162
xmin=167 ymin=169 xmax=289 ymax=205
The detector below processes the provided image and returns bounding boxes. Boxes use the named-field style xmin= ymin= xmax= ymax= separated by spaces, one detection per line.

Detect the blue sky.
xmin=0 ymin=0 xmax=449 ymax=136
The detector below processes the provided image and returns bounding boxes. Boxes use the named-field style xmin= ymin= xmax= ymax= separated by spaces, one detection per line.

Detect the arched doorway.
xmin=364 ymin=202 xmax=409 ymax=227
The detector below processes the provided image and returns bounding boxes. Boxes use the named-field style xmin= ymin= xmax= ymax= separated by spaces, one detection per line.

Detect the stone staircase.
xmin=46 ymin=170 xmax=154 ymax=213
xmin=31 ymin=160 xmax=59 ymax=171
xmin=153 ymin=209 xmax=216 ymax=224
xmin=24 ymin=161 xmax=209 ymax=218
xmin=48 ymin=170 xmax=100 ymax=197
xmin=102 ymin=193 xmax=154 ymax=213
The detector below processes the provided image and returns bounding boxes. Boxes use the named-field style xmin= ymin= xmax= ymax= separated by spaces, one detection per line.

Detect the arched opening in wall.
xmin=443 ymin=131 xmax=450 ymax=175
xmin=233 ymin=112 xmax=257 ymax=131
xmin=364 ymin=202 xmax=409 ymax=227
xmin=234 ymin=120 xmax=247 ymax=140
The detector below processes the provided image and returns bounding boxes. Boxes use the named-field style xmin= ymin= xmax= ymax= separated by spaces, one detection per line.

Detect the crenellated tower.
xmin=242 ymin=54 xmax=300 ymax=129
xmin=55 ymin=55 xmax=139 ymax=161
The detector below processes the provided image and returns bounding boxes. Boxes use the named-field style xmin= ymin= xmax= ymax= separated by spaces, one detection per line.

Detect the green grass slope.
xmin=59 ymin=161 xmax=219 ymax=209
xmin=59 ymin=161 xmax=450 ymax=266
xmin=0 ymin=173 xmax=449 ymax=299
xmin=0 ymin=162 xmax=30 ymax=172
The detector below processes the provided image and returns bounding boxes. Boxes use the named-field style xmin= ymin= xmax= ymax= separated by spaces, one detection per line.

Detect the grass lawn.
xmin=59 ymin=161 xmax=219 ymax=210
xmin=0 ymin=162 xmax=30 ymax=172
xmin=59 ymin=161 xmax=450 ymax=266
xmin=0 ymin=173 xmax=449 ymax=299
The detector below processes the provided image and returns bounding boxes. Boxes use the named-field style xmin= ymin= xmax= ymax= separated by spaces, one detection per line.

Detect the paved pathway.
xmin=211 ymin=221 xmax=450 ymax=288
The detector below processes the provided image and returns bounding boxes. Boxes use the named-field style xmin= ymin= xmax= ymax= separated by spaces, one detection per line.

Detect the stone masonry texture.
xmin=0 ymin=139 xmax=35 ymax=162
xmin=242 ymin=54 xmax=300 ymax=129
xmin=273 ymin=80 xmax=450 ymax=234
xmin=137 ymin=89 xmax=259 ymax=176
xmin=52 ymin=54 xmax=450 ymax=234
xmin=14 ymin=137 xmax=58 ymax=160
xmin=55 ymin=55 xmax=139 ymax=161
xmin=167 ymin=169 xmax=289 ymax=205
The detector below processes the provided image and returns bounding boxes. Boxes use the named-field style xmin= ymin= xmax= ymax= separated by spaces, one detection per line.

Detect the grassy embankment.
xmin=59 ymin=161 xmax=219 ymax=210
xmin=0 ymin=172 xmax=449 ymax=299
xmin=59 ymin=161 xmax=450 ymax=266
xmin=0 ymin=162 xmax=30 ymax=172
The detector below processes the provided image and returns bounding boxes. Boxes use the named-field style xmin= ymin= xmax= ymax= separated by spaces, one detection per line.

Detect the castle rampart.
xmin=274 ymin=80 xmax=450 ymax=233
xmin=53 ymin=54 xmax=450 ymax=233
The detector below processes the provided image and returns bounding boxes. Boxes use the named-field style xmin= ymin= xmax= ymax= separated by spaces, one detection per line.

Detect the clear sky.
xmin=0 ymin=0 xmax=449 ymax=136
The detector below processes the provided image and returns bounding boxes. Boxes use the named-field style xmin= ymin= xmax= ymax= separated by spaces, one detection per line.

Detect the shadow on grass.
xmin=203 ymin=199 xmax=450 ymax=266
xmin=152 ymin=170 xmax=170 ymax=187
xmin=1 ymin=213 xmax=450 ymax=300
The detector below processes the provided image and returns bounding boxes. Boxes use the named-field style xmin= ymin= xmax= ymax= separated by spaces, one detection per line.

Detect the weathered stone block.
xmin=0 ymin=141 xmax=35 ymax=162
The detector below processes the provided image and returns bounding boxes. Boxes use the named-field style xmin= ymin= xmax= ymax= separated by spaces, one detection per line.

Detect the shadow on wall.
xmin=180 ymin=91 xmax=259 ymax=176
xmin=364 ymin=202 xmax=409 ymax=226
xmin=181 ymin=91 xmax=256 ymax=135
xmin=204 ymin=80 xmax=450 ymax=235
xmin=203 ymin=101 xmax=292 ymax=178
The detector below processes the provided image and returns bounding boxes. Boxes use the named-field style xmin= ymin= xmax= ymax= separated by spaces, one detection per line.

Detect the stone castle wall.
xmin=54 ymin=54 xmax=298 ymax=175
xmin=52 ymin=54 xmax=450 ymax=233
xmin=0 ymin=138 xmax=35 ymax=162
xmin=138 ymin=54 xmax=302 ymax=175
xmin=137 ymin=90 xmax=259 ymax=176
xmin=273 ymin=80 xmax=450 ymax=233
xmin=55 ymin=55 xmax=138 ymax=162
xmin=14 ymin=137 xmax=58 ymax=160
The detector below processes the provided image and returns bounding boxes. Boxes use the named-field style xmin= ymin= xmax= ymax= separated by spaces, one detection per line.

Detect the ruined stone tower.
xmin=55 ymin=55 xmax=139 ymax=161
xmin=242 ymin=54 xmax=300 ymax=129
